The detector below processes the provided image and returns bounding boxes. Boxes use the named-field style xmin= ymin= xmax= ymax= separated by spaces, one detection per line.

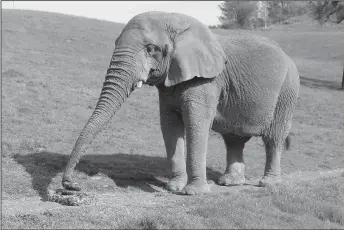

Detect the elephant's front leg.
xmin=180 ymin=101 xmax=215 ymax=195
xmin=160 ymin=106 xmax=187 ymax=192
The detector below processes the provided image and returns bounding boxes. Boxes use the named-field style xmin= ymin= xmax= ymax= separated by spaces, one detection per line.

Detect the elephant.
xmin=62 ymin=11 xmax=300 ymax=195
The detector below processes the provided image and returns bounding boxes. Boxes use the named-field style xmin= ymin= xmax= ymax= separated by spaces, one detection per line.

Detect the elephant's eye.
xmin=146 ymin=44 xmax=161 ymax=55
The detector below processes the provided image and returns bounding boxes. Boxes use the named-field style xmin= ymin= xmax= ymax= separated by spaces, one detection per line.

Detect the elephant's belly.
xmin=211 ymin=110 xmax=271 ymax=136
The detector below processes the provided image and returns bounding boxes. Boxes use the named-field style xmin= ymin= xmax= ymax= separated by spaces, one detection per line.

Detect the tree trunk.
xmin=342 ymin=65 xmax=344 ymax=90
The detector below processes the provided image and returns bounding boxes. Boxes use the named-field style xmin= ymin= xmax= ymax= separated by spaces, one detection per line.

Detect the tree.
xmin=310 ymin=1 xmax=344 ymax=24
xmin=267 ymin=1 xmax=284 ymax=24
xmin=219 ymin=1 xmax=258 ymax=29
xmin=267 ymin=1 xmax=309 ymax=24
xmin=342 ymin=65 xmax=344 ymax=90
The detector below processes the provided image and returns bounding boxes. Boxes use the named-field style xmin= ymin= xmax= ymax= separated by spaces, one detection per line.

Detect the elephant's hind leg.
xmin=160 ymin=106 xmax=187 ymax=192
xmin=259 ymin=71 xmax=298 ymax=187
xmin=259 ymin=137 xmax=285 ymax=186
xmin=218 ymin=134 xmax=251 ymax=186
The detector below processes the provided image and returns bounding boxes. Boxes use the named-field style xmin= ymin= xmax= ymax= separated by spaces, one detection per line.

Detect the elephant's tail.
xmin=284 ymin=135 xmax=291 ymax=150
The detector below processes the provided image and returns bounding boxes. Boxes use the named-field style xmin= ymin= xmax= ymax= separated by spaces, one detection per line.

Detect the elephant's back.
xmin=216 ymin=33 xmax=282 ymax=54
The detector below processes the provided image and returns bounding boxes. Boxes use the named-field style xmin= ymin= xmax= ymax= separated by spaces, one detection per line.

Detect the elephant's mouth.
xmin=146 ymin=73 xmax=166 ymax=86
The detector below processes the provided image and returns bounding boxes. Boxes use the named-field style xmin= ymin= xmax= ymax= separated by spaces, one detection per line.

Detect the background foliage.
xmin=217 ymin=1 xmax=343 ymax=29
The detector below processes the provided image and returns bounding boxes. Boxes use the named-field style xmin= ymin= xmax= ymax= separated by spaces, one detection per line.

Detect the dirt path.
xmin=3 ymin=168 xmax=343 ymax=217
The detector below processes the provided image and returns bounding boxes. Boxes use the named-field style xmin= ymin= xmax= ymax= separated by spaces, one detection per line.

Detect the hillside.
xmin=2 ymin=9 xmax=344 ymax=229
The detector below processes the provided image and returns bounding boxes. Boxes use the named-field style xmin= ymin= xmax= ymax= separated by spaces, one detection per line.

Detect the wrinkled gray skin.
xmin=62 ymin=11 xmax=300 ymax=195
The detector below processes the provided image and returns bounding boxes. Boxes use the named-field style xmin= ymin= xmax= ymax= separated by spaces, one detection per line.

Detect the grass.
xmin=2 ymin=9 xmax=344 ymax=229
xmin=3 ymin=176 xmax=344 ymax=229
xmin=118 ymin=176 xmax=344 ymax=229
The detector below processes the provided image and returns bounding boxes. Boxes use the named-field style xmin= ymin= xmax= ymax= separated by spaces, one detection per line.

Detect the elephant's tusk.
xmin=136 ymin=81 xmax=143 ymax=88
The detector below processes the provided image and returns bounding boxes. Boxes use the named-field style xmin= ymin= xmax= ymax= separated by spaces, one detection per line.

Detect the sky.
xmin=2 ymin=1 xmax=223 ymax=26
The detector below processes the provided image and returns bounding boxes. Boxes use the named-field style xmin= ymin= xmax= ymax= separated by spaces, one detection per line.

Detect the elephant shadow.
xmin=13 ymin=151 xmax=222 ymax=201
xmin=300 ymin=76 xmax=343 ymax=91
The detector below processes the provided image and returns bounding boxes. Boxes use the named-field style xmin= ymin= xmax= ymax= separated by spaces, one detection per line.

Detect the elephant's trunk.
xmin=62 ymin=53 xmax=136 ymax=190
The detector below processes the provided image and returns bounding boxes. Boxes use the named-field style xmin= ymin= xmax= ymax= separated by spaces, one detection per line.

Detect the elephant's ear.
xmin=165 ymin=25 xmax=226 ymax=87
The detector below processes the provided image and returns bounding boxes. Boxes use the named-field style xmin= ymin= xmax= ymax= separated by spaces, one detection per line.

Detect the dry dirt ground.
xmin=2 ymin=10 xmax=344 ymax=229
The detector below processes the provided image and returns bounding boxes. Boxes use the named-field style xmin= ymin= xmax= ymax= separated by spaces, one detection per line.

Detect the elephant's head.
xmin=115 ymin=11 xmax=226 ymax=87
xmin=62 ymin=11 xmax=226 ymax=190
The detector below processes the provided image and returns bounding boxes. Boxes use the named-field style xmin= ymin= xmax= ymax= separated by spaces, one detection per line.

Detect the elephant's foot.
xmin=180 ymin=181 xmax=210 ymax=195
xmin=258 ymin=174 xmax=281 ymax=187
xmin=62 ymin=179 xmax=81 ymax=191
xmin=218 ymin=173 xmax=245 ymax=186
xmin=218 ymin=162 xmax=245 ymax=186
xmin=166 ymin=176 xmax=187 ymax=192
